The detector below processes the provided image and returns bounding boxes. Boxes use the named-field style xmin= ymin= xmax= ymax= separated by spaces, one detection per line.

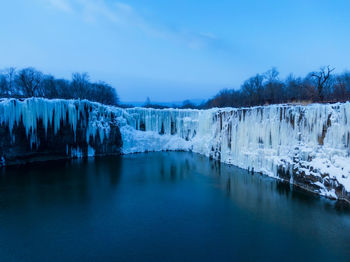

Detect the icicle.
xmin=2 ymin=98 xmax=350 ymax=196
xmin=0 ymin=98 xmax=118 ymax=150
xmin=121 ymin=103 xmax=350 ymax=195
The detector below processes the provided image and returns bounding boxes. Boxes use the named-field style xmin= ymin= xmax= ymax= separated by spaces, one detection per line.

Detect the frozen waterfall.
xmin=1 ymin=98 xmax=350 ymax=200
xmin=0 ymin=98 xmax=121 ymax=150
xmin=121 ymin=104 xmax=350 ymax=199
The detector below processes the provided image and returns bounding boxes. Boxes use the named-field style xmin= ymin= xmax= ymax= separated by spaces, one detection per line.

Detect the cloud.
xmin=46 ymin=0 xmax=218 ymax=49
xmin=48 ymin=0 xmax=73 ymax=13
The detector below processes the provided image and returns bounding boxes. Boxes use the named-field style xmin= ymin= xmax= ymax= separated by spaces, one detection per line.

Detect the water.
xmin=0 ymin=152 xmax=349 ymax=262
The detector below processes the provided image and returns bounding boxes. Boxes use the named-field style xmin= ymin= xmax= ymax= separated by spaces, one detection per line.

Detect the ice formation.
xmin=0 ymin=98 xmax=118 ymax=154
xmin=121 ymin=104 xmax=350 ymax=199
xmin=1 ymin=98 xmax=350 ymax=200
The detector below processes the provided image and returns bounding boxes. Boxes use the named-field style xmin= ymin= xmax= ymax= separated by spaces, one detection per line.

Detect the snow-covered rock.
xmin=0 ymin=98 xmax=122 ymax=165
xmin=1 ymin=98 xmax=350 ymax=202
xmin=122 ymin=104 xmax=350 ymax=202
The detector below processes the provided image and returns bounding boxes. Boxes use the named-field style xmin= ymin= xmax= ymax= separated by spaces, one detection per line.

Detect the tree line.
xmin=204 ymin=66 xmax=350 ymax=108
xmin=0 ymin=67 xmax=119 ymax=105
xmin=1 ymin=66 xmax=350 ymax=109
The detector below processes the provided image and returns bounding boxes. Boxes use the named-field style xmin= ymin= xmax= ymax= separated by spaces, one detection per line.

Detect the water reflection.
xmin=0 ymin=152 xmax=349 ymax=262
xmin=0 ymin=157 xmax=123 ymax=211
xmin=120 ymin=152 xmax=350 ymax=259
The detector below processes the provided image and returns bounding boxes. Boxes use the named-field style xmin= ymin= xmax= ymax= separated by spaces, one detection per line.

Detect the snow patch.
xmin=120 ymin=103 xmax=350 ymax=198
xmin=2 ymin=98 xmax=350 ymax=200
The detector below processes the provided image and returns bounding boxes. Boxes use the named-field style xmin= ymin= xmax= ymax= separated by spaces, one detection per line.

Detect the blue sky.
xmin=1 ymin=0 xmax=350 ymax=102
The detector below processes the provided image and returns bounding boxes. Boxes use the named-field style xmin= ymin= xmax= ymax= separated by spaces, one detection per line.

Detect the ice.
xmin=0 ymin=98 xmax=116 ymax=149
xmin=1 ymin=98 xmax=350 ymax=199
xmin=71 ymin=146 xmax=83 ymax=158
xmin=121 ymin=103 xmax=350 ymax=197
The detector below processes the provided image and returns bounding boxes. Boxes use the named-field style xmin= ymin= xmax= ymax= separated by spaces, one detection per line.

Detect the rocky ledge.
xmin=0 ymin=98 xmax=122 ymax=166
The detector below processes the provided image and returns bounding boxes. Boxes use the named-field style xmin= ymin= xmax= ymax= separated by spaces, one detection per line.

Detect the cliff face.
xmin=208 ymin=105 xmax=350 ymax=202
xmin=0 ymin=98 xmax=122 ymax=166
xmin=1 ymin=98 xmax=350 ymax=202
xmin=123 ymin=104 xmax=350 ymax=202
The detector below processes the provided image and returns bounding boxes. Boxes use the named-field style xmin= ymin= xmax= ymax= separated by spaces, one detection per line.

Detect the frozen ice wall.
xmin=120 ymin=108 xmax=215 ymax=154
xmin=0 ymin=98 xmax=122 ymax=157
xmin=1 ymin=98 xmax=350 ymax=200
xmin=122 ymin=104 xmax=350 ymax=200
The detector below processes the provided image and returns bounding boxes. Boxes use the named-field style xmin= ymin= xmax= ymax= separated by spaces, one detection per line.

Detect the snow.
xmin=120 ymin=103 xmax=350 ymax=197
xmin=1 ymin=98 xmax=350 ymax=199
xmin=0 ymin=98 xmax=116 ymax=149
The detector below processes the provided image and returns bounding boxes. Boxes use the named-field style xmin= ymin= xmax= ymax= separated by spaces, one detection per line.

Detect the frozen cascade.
xmin=1 ymin=98 xmax=350 ymax=200
xmin=121 ymin=104 xmax=350 ymax=199
xmin=0 ymin=98 xmax=121 ymax=151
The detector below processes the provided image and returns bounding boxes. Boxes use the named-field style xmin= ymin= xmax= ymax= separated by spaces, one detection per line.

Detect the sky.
xmin=1 ymin=0 xmax=350 ymax=103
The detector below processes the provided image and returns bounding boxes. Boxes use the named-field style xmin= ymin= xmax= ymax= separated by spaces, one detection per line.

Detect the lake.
xmin=0 ymin=152 xmax=349 ymax=261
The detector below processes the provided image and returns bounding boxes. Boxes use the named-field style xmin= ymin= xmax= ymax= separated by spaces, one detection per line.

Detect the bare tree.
xmin=91 ymin=82 xmax=119 ymax=105
xmin=71 ymin=72 xmax=90 ymax=99
xmin=264 ymin=68 xmax=284 ymax=104
xmin=16 ymin=68 xmax=43 ymax=97
xmin=0 ymin=75 xmax=7 ymax=97
xmin=0 ymin=66 xmax=121 ymax=105
xmin=1 ymin=67 xmax=17 ymax=96
xmin=54 ymin=79 xmax=71 ymax=99
xmin=311 ymin=66 xmax=335 ymax=101
xmin=241 ymin=74 xmax=265 ymax=106
xmin=41 ymin=75 xmax=59 ymax=99
xmin=333 ymin=73 xmax=350 ymax=101
xmin=5 ymin=67 xmax=16 ymax=90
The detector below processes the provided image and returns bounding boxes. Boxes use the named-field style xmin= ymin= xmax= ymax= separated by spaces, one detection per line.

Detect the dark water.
xmin=0 ymin=152 xmax=350 ymax=262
